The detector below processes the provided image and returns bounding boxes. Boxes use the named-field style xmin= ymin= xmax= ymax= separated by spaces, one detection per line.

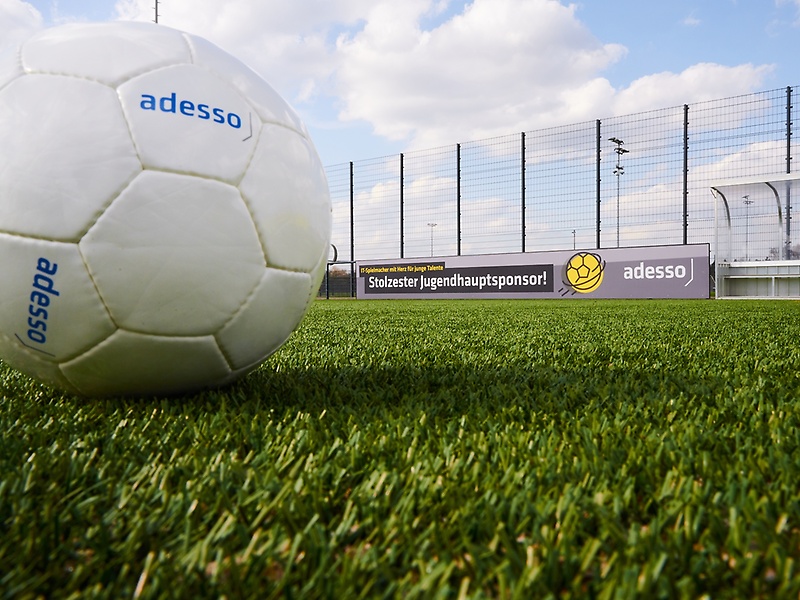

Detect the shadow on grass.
xmin=6 ymin=356 xmax=741 ymax=425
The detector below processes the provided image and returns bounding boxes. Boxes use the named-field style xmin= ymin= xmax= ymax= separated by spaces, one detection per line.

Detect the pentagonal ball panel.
xmin=118 ymin=64 xmax=258 ymax=183
xmin=21 ymin=22 xmax=191 ymax=87
xmin=80 ymin=171 xmax=266 ymax=336
xmin=216 ymin=268 xmax=314 ymax=370
xmin=0 ymin=75 xmax=141 ymax=241
xmin=0 ymin=336 xmax=78 ymax=394
xmin=239 ymin=126 xmax=331 ymax=272
xmin=61 ymin=330 xmax=231 ymax=397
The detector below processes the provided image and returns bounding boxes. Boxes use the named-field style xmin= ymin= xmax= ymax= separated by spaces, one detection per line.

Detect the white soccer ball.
xmin=0 ymin=22 xmax=331 ymax=397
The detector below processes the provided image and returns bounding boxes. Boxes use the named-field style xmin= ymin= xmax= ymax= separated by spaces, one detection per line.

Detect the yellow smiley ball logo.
xmin=564 ymin=252 xmax=605 ymax=293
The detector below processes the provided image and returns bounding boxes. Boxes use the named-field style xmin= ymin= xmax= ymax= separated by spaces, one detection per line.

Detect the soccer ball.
xmin=0 ymin=22 xmax=331 ymax=397
xmin=563 ymin=252 xmax=605 ymax=293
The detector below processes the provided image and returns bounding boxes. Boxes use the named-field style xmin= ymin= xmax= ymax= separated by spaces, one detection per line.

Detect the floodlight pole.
xmin=154 ymin=0 xmax=159 ymax=23
xmin=609 ymin=137 xmax=629 ymax=248
xmin=743 ymin=195 xmax=754 ymax=260
xmin=427 ymin=223 xmax=437 ymax=257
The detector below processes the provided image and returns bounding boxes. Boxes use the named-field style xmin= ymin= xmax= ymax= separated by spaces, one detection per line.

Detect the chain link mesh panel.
xmin=324 ymin=86 xmax=798 ymax=268
xmin=402 ymin=145 xmax=458 ymax=259
xmin=352 ymin=156 xmax=400 ymax=261
xmin=326 ymin=162 xmax=352 ymax=262
xmin=461 ymin=135 xmax=522 ymax=255
xmin=524 ymin=121 xmax=598 ymax=252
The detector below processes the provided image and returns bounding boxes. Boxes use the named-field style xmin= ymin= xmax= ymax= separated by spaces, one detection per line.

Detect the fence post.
xmin=683 ymin=104 xmax=689 ymax=245
xmin=596 ymin=120 xmax=601 ymax=249
xmin=400 ymin=153 xmax=404 ymax=259
xmin=457 ymin=143 xmax=462 ymax=256
xmin=521 ymin=132 xmax=526 ymax=253
xmin=786 ymin=86 xmax=793 ymax=259
xmin=349 ymin=161 xmax=355 ymax=297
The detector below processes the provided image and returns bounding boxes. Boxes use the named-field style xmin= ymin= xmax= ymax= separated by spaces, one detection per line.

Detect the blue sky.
xmin=2 ymin=0 xmax=799 ymax=167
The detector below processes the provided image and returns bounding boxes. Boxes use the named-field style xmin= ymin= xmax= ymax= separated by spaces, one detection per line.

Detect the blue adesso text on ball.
xmin=139 ymin=93 xmax=242 ymax=129
xmin=26 ymin=258 xmax=59 ymax=345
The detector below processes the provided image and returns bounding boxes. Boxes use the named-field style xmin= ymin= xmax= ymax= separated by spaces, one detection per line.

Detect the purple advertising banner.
xmin=356 ymin=244 xmax=709 ymax=299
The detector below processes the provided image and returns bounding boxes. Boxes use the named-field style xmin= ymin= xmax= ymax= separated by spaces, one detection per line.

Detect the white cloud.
xmin=682 ymin=13 xmax=701 ymax=27
xmin=331 ymin=0 xmax=773 ymax=151
xmin=0 ymin=0 xmax=779 ymax=159
xmin=612 ymin=62 xmax=774 ymax=116
xmin=335 ymin=0 xmax=627 ymax=148
xmin=112 ymin=0 xmax=372 ymax=104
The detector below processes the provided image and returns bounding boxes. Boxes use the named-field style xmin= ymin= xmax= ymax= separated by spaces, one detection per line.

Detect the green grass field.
xmin=2 ymin=299 xmax=800 ymax=599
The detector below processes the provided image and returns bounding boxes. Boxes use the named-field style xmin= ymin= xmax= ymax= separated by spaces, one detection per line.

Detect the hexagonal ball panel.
xmin=239 ymin=125 xmax=331 ymax=272
xmin=186 ymin=32 xmax=307 ymax=135
xmin=80 ymin=171 xmax=266 ymax=336
xmin=0 ymin=48 xmax=22 ymax=90
xmin=118 ymin=64 xmax=259 ymax=184
xmin=61 ymin=330 xmax=231 ymax=397
xmin=0 ymin=75 xmax=141 ymax=241
xmin=21 ymin=22 xmax=191 ymax=87
xmin=0 ymin=233 xmax=116 ymax=364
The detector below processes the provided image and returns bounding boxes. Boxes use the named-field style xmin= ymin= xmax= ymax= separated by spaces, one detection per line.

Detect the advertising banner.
xmin=356 ymin=244 xmax=709 ymax=299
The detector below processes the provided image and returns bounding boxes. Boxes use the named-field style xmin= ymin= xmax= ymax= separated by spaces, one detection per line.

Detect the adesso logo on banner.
xmin=622 ymin=260 xmax=692 ymax=282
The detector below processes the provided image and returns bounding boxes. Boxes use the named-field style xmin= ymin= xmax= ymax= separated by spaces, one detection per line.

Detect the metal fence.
xmin=323 ymin=86 xmax=798 ymax=295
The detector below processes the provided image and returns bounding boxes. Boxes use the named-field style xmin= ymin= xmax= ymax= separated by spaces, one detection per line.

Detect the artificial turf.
xmin=1 ymin=299 xmax=799 ymax=598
